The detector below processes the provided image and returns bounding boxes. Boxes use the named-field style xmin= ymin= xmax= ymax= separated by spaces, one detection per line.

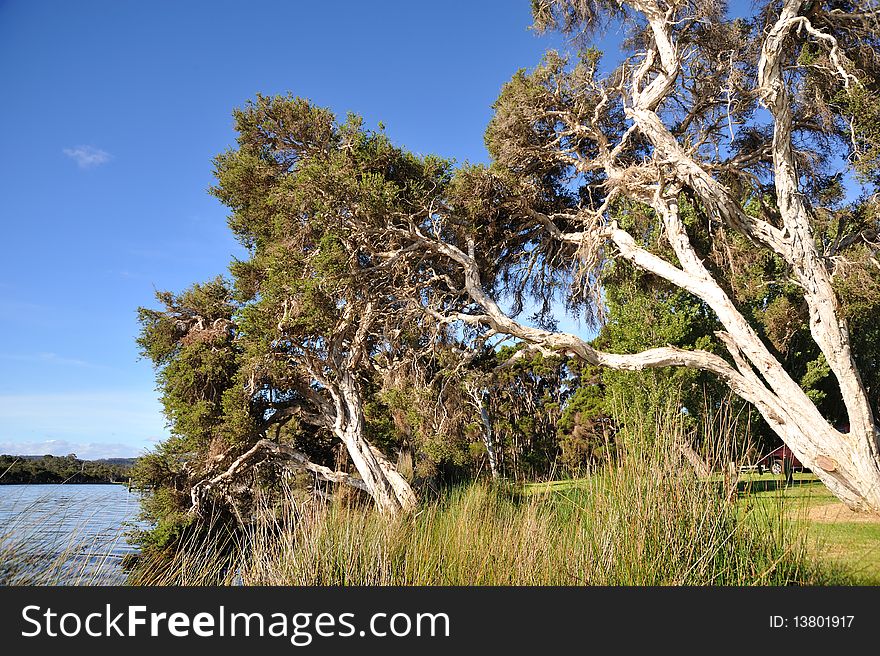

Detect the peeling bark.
xmin=466 ymin=384 xmax=500 ymax=480
xmin=678 ymin=440 xmax=711 ymax=479
xmin=333 ymin=372 xmax=416 ymax=515
xmin=377 ymin=0 xmax=880 ymax=511
xmin=189 ymin=439 xmax=369 ymax=516
xmin=190 ymin=374 xmax=418 ymax=518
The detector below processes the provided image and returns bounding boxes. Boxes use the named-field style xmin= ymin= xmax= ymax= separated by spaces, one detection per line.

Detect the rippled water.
xmin=0 ymin=484 xmax=146 ymax=584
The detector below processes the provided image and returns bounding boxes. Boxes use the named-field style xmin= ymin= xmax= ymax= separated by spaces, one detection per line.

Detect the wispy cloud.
xmin=0 ymin=352 xmax=99 ymax=368
xmin=63 ymin=145 xmax=112 ymax=169
xmin=112 ymin=269 xmax=150 ymax=282
xmin=0 ymin=439 xmax=143 ymax=459
xmin=0 ymin=390 xmax=168 ymax=455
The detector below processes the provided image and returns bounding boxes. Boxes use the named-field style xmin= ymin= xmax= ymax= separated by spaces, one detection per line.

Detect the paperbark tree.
xmin=337 ymin=0 xmax=880 ymax=511
xmin=137 ymin=279 xmax=416 ymax=518
xmin=464 ymin=381 xmax=501 ymax=479
xmin=207 ymin=98 xmax=427 ymax=515
xmin=138 ymin=101 xmax=440 ymax=517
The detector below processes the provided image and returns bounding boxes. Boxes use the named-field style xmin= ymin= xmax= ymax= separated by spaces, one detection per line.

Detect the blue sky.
xmin=0 ymin=1 xmax=598 ymax=458
xmin=0 ymin=1 xmax=767 ymax=459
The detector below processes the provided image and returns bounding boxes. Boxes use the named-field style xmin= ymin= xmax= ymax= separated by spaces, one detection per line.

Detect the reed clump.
xmin=131 ymin=410 xmax=831 ymax=586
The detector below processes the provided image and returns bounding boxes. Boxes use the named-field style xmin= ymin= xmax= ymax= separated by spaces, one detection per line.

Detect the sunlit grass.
xmin=733 ymin=474 xmax=880 ymax=584
xmin=5 ymin=408 xmax=874 ymax=587
xmin=131 ymin=434 xmax=832 ymax=586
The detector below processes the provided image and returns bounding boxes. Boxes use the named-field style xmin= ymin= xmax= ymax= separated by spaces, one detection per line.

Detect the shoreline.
xmin=0 ymin=480 xmax=130 ymax=486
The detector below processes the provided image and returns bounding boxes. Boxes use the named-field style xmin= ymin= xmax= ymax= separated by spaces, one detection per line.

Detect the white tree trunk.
xmin=365 ymin=0 xmax=880 ymax=512
xmin=480 ymin=404 xmax=500 ymax=480
xmin=335 ymin=374 xmax=417 ymax=515
xmin=188 ymin=439 xmax=370 ymax=516
xmin=467 ymin=384 xmax=500 ymax=479
xmin=678 ymin=440 xmax=711 ymax=479
xmin=630 ymin=0 xmax=880 ymax=511
xmin=550 ymin=0 xmax=880 ymax=512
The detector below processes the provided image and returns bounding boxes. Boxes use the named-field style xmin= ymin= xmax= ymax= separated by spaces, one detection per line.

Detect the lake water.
xmin=0 ymin=484 xmax=146 ymax=585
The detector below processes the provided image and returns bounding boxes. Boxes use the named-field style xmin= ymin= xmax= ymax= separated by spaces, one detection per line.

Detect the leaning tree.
xmin=138 ymin=99 xmax=468 ymax=517
xmin=333 ymin=0 xmax=880 ymax=511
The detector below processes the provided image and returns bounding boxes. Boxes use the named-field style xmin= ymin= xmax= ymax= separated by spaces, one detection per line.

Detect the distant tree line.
xmin=0 ymin=454 xmax=134 ymax=484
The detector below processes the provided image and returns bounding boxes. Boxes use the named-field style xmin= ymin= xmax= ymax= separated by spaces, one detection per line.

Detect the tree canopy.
xmin=138 ymin=0 xmax=880 ymax=533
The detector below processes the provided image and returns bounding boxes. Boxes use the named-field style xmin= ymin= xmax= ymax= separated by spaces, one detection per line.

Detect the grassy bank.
xmin=6 ymin=413 xmax=874 ymax=586
xmin=131 ymin=444 xmax=834 ymax=586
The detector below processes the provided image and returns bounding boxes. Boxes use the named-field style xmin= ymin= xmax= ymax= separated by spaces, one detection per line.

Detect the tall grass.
xmin=131 ymin=407 xmax=833 ymax=586
xmin=0 ymin=497 xmax=133 ymax=585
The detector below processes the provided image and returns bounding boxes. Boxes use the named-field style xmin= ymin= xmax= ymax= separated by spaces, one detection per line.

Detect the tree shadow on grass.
xmin=736 ymin=477 xmax=815 ymax=495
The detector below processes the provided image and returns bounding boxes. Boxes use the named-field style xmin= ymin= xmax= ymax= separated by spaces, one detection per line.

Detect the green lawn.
xmin=737 ymin=473 xmax=880 ymax=584
xmin=524 ymin=472 xmax=880 ymax=584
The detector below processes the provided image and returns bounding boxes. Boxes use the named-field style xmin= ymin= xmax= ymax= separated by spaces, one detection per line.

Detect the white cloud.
xmin=0 ymin=352 xmax=97 ymax=368
xmin=63 ymin=145 xmax=112 ymax=169
xmin=0 ymin=439 xmax=142 ymax=459
xmin=0 ymin=391 xmax=168 ymax=457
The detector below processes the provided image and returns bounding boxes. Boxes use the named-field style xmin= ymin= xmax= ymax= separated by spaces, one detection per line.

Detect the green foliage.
xmin=379 ymin=376 xmax=474 ymax=481
xmin=482 ymin=348 xmax=571 ymax=479
xmin=589 ymin=186 xmax=880 ymax=449
xmin=833 ymin=85 xmax=880 ymax=185
xmin=593 ymin=247 xmax=725 ymax=442
xmin=556 ymin=378 xmax=613 ymax=472
xmin=134 ymin=0 xmax=880 ymax=552
xmin=530 ymin=0 xmax=622 ymax=40
xmin=136 ymin=95 xmax=461 ymax=553
xmin=137 ymin=278 xmax=239 ymax=456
